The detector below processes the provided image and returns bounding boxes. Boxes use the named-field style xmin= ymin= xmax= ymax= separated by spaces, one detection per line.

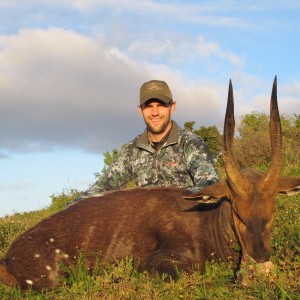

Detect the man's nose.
xmin=151 ymin=106 xmax=159 ymax=115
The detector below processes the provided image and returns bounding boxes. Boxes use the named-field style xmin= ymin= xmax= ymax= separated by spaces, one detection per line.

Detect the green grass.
xmin=0 ymin=190 xmax=299 ymax=299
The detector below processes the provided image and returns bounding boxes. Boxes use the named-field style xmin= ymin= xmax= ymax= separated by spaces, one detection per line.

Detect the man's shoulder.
xmin=121 ymin=135 xmax=140 ymax=149
xmin=119 ymin=132 xmax=146 ymax=153
xmin=177 ymin=126 xmax=204 ymax=144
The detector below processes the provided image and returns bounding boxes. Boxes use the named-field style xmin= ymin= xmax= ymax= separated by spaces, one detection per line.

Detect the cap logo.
xmin=144 ymin=82 xmax=164 ymax=94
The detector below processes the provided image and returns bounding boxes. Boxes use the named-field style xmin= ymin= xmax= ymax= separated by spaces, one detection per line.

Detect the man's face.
xmin=138 ymin=100 xmax=176 ymax=135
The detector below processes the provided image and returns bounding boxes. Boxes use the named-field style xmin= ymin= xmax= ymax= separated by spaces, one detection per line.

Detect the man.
xmin=72 ymin=80 xmax=219 ymax=202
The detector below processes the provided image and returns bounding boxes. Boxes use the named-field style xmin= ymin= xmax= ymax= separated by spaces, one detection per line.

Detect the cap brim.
xmin=140 ymin=94 xmax=172 ymax=105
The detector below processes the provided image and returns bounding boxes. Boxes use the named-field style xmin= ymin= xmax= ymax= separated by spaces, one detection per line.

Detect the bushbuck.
xmin=1 ymin=77 xmax=300 ymax=291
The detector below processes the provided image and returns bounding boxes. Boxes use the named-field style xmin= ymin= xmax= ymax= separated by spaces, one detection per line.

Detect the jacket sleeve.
xmin=184 ymin=134 xmax=220 ymax=191
xmin=71 ymin=143 xmax=134 ymax=202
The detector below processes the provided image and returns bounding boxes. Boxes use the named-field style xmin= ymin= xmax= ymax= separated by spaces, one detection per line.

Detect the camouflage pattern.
xmin=76 ymin=121 xmax=219 ymax=201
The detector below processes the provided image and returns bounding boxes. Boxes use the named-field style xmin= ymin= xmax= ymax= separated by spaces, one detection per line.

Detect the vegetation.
xmin=0 ymin=112 xmax=299 ymax=299
xmin=233 ymin=112 xmax=300 ymax=174
xmin=184 ymin=122 xmax=222 ymax=160
xmin=96 ymin=149 xmax=119 ymax=177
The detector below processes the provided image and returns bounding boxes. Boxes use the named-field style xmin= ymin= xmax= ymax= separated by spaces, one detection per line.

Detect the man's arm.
xmin=68 ymin=143 xmax=134 ymax=204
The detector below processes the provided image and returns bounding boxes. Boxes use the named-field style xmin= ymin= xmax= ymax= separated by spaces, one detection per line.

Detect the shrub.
xmin=233 ymin=112 xmax=300 ymax=173
xmin=48 ymin=189 xmax=81 ymax=213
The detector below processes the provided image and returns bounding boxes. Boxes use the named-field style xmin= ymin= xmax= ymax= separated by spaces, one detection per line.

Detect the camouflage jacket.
xmin=78 ymin=121 xmax=219 ymax=200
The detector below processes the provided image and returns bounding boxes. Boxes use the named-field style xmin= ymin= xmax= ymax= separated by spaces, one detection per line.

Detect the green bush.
xmin=234 ymin=112 xmax=300 ymax=172
xmin=48 ymin=189 xmax=81 ymax=213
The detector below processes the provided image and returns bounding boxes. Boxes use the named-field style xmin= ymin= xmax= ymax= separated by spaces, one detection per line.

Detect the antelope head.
xmin=185 ymin=77 xmax=300 ymax=265
xmin=222 ymin=77 xmax=282 ymax=263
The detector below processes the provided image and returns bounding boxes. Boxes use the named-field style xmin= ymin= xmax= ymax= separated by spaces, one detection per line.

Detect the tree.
xmin=184 ymin=122 xmax=222 ymax=159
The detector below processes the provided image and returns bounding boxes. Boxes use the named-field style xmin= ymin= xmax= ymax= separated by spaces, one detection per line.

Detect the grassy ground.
xmin=0 ymin=190 xmax=299 ymax=299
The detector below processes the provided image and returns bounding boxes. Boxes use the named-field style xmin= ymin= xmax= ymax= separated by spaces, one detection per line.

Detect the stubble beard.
xmin=146 ymin=114 xmax=171 ymax=135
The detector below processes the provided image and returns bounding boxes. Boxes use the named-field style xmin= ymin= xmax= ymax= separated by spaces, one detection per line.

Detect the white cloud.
xmin=128 ymin=36 xmax=244 ymax=68
xmin=232 ymin=79 xmax=300 ymax=118
xmin=0 ymin=9 xmax=299 ymax=154
xmin=283 ymin=81 xmax=300 ymax=97
xmin=0 ymin=1 xmax=252 ymax=32
xmin=0 ymin=28 xmax=228 ymax=154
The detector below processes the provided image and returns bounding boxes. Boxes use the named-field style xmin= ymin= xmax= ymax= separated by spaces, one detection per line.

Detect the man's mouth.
xmin=151 ymin=118 xmax=162 ymax=123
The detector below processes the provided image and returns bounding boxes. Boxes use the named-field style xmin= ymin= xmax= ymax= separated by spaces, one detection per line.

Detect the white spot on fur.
xmin=46 ymin=265 xmax=52 ymax=271
xmin=64 ymin=254 xmax=69 ymax=258
xmin=49 ymin=238 xmax=55 ymax=242
xmin=26 ymin=279 xmax=33 ymax=285
xmin=55 ymin=249 xmax=61 ymax=254
xmin=34 ymin=254 xmax=41 ymax=258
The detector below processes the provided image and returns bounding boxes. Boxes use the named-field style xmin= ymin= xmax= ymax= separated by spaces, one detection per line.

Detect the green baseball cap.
xmin=139 ymin=80 xmax=173 ymax=105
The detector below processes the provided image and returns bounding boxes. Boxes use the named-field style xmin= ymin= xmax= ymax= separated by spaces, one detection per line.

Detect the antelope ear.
xmin=277 ymin=177 xmax=300 ymax=195
xmin=183 ymin=181 xmax=230 ymax=204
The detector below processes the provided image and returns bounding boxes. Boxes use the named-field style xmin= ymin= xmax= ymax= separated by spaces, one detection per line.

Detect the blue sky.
xmin=0 ymin=0 xmax=300 ymax=216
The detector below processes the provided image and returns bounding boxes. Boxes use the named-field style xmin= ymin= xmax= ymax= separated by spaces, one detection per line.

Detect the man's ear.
xmin=170 ymin=101 xmax=176 ymax=113
xmin=137 ymin=105 xmax=143 ymax=116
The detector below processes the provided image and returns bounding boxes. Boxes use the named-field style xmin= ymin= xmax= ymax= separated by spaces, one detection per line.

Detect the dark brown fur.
xmin=1 ymin=188 xmax=239 ymax=290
